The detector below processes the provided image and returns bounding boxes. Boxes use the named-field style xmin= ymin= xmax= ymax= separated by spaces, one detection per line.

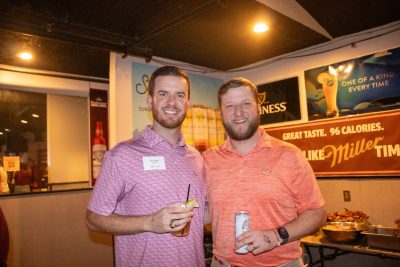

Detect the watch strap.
xmin=276 ymin=227 xmax=289 ymax=246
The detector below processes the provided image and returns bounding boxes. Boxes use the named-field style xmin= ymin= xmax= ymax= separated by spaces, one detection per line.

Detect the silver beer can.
xmin=235 ymin=211 xmax=249 ymax=254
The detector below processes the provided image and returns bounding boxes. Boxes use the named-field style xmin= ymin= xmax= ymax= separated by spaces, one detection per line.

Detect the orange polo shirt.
xmin=203 ymin=129 xmax=325 ymax=267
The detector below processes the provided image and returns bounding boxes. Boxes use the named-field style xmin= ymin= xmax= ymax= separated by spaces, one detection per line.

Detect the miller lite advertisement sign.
xmin=258 ymin=77 xmax=301 ymax=125
xmin=266 ymin=110 xmax=400 ymax=176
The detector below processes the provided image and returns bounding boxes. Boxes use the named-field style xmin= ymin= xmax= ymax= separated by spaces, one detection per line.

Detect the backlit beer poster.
xmin=258 ymin=77 xmax=301 ymax=125
xmin=89 ymin=89 xmax=108 ymax=187
xmin=265 ymin=110 xmax=400 ymax=177
xmin=131 ymin=62 xmax=222 ymax=134
xmin=131 ymin=62 xmax=224 ymax=151
xmin=305 ymin=47 xmax=400 ymax=121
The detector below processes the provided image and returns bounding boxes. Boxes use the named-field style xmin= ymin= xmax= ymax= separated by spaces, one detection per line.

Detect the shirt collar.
xmin=142 ymin=125 xmax=187 ymax=148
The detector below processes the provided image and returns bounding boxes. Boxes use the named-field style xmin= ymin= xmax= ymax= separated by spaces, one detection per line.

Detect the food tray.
xmin=361 ymin=227 xmax=400 ymax=251
xmin=321 ymin=222 xmax=369 ymax=243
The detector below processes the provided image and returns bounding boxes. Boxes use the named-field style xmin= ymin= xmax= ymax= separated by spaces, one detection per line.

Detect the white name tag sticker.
xmin=143 ymin=156 xmax=166 ymax=170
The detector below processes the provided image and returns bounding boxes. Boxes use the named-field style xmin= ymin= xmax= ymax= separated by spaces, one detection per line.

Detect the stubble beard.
xmin=152 ymin=105 xmax=187 ymax=129
xmin=223 ymin=114 xmax=260 ymax=141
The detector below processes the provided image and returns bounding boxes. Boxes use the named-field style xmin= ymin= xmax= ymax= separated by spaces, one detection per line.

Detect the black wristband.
xmin=277 ymin=227 xmax=289 ymax=246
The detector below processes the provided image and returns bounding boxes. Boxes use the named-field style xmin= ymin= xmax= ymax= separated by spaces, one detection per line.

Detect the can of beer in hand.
xmin=235 ymin=211 xmax=249 ymax=254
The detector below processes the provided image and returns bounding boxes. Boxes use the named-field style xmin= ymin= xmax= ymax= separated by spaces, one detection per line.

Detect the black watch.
xmin=277 ymin=227 xmax=289 ymax=246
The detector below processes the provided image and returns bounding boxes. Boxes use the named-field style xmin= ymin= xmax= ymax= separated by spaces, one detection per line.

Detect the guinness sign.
xmin=258 ymin=77 xmax=301 ymax=125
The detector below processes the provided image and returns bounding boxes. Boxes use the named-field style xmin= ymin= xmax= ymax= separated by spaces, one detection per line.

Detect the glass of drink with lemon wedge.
xmin=171 ymin=199 xmax=199 ymax=237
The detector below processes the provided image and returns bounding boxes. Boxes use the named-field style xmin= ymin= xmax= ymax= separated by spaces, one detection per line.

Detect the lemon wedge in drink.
xmin=186 ymin=199 xmax=199 ymax=208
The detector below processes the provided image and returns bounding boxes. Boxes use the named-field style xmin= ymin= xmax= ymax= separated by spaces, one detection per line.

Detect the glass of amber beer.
xmin=171 ymin=221 xmax=191 ymax=237
xmin=171 ymin=199 xmax=198 ymax=237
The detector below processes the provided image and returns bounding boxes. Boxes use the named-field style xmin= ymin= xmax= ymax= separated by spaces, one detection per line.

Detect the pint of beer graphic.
xmin=215 ymin=109 xmax=225 ymax=145
xmin=192 ymin=106 xmax=209 ymax=152
xmin=181 ymin=108 xmax=194 ymax=146
xmin=317 ymin=72 xmax=339 ymax=117
xmin=207 ymin=108 xmax=218 ymax=148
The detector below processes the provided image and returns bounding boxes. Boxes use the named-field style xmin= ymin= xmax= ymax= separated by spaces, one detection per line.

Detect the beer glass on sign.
xmin=317 ymin=72 xmax=339 ymax=117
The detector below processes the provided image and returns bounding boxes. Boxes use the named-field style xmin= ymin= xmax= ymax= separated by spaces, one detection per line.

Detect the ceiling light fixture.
xmin=21 ymin=119 xmax=28 ymax=124
xmin=32 ymin=113 xmax=40 ymax=118
xmin=18 ymin=52 xmax=33 ymax=60
xmin=253 ymin=23 xmax=269 ymax=33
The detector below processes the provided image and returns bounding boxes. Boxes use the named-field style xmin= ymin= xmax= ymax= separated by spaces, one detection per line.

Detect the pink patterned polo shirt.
xmin=88 ymin=126 xmax=206 ymax=267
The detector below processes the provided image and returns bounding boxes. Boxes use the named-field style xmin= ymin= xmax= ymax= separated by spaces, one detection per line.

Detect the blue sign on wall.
xmin=305 ymin=47 xmax=400 ymax=120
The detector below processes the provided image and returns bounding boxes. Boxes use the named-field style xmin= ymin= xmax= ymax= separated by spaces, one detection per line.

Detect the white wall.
xmin=108 ymin=53 xmax=134 ymax=146
xmin=1 ymin=190 xmax=113 ymax=267
xmin=229 ymin=23 xmax=400 ymax=227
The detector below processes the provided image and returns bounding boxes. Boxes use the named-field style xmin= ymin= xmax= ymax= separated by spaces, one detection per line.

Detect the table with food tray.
xmin=301 ymin=231 xmax=400 ymax=267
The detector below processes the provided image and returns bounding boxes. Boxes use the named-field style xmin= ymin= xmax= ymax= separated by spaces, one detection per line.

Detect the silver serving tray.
xmin=361 ymin=227 xmax=400 ymax=251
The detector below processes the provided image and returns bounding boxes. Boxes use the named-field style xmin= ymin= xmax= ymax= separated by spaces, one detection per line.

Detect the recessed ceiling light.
xmin=0 ymin=132 xmax=3 ymax=135
xmin=253 ymin=23 xmax=269 ymax=33
xmin=32 ymin=113 xmax=40 ymax=118
xmin=18 ymin=52 xmax=33 ymax=60
xmin=21 ymin=119 xmax=28 ymax=124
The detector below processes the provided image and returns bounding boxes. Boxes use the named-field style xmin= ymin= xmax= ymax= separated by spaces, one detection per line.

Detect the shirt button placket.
xmin=239 ymin=159 xmax=245 ymax=175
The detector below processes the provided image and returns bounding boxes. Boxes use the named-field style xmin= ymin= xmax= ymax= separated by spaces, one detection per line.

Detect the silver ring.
xmin=169 ymin=220 xmax=176 ymax=228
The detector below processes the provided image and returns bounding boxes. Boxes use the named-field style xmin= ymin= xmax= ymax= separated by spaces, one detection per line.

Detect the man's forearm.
xmin=86 ymin=210 xmax=152 ymax=235
xmin=284 ymin=207 xmax=326 ymax=242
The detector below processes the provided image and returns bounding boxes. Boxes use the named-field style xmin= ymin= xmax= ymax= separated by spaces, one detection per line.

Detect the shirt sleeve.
xmin=87 ymin=150 xmax=125 ymax=216
xmin=290 ymin=149 xmax=325 ymax=214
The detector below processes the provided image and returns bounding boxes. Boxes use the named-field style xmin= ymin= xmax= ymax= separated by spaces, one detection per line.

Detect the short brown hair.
xmin=148 ymin=65 xmax=191 ymax=98
xmin=217 ymin=77 xmax=258 ymax=106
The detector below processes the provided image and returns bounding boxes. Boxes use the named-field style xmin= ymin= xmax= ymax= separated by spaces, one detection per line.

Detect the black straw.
xmin=181 ymin=184 xmax=191 ymax=236
xmin=185 ymin=184 xmax=191 ymax=203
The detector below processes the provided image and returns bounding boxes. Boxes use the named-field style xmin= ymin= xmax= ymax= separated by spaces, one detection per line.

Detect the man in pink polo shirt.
xmin=203 ymin=77 xmax=326 ymax=267
xmin=86 ymin=66 xmax=206 ymax=267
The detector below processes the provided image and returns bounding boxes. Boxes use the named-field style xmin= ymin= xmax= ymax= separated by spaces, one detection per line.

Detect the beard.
xmin=223 ymin=113 xmax=260 ymax=141
xmin=152 ymin=105 xmax=187 ymax=129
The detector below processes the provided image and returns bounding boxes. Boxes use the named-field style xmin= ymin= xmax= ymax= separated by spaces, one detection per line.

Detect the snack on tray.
xmin=322 ymin=224 xmax=354 ymax=231
xmin=327 ymin=208 xmax=369 ymax=223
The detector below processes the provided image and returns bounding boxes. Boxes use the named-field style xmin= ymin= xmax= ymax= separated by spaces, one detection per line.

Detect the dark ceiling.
xmin=0 ymin=0 xmax=399 ymax=79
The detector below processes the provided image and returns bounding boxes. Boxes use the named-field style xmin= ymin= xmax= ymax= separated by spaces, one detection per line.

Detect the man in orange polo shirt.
xmin=203 ymin=77 xmax=326 ymax=267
